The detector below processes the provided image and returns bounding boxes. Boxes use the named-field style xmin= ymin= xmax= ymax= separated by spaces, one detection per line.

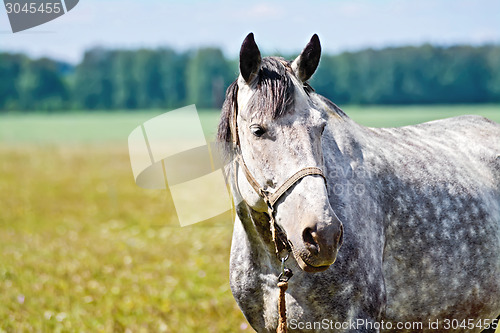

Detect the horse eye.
xmin=250 ymin=125 xmax=266 ymax=137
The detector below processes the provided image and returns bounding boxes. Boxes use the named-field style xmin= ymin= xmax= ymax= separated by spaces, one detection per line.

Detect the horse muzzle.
xmin=290 ymin=217 xmax=343 ymax=273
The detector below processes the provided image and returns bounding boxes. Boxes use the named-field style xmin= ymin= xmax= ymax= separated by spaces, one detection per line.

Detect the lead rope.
xmin=269 ymin=196 xmax=293 ymax=333
xmin=263 ymin=197 xmax=292 ymax=333
xmin=277 ymin=255 xmax=293 ymax=333
xmin=270 ymin=208 xmax=290 ymax=333
xmin=277 ymin=280 xmax=288 ymax=333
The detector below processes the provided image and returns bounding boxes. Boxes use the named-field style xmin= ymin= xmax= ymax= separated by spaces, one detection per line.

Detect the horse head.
xmin=219 ymin=33 xmax=343 ymax=272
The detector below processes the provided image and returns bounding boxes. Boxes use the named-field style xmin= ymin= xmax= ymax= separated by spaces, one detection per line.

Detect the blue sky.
xmin=1 ymin=0 xmax=499 ymax=63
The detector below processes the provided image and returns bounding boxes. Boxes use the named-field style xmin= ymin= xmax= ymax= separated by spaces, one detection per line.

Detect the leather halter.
xmin=230 ymin=98 xmax=327 ymax=257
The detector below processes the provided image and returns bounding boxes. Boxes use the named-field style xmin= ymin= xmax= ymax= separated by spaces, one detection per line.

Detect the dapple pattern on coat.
xmin=218 ymin=34 xmax=500 ymax=332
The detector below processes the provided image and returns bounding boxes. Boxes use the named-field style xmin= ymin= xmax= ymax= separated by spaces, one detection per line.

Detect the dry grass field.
xmin=0 ymin=144 xmax=246 ymax=332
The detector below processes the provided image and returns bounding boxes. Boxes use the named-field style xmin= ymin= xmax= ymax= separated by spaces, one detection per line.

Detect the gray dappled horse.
xmin=217 ymin=33 xmax=500 ymax=332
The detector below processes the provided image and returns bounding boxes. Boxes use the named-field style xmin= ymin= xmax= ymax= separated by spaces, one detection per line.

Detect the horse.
xmin=217 ymin=33 xmax=500 ymax=332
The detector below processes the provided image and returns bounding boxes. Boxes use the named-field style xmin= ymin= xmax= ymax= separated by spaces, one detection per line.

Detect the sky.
xmin=1 ymin=0 xmax=499 ymax=63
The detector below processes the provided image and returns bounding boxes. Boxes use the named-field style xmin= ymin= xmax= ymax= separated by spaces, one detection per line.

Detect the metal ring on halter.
xmin=278 ymin=254 xmax=293 ymax=282
xmin=278 ymin=257 xmax=287 ymax=281
xmin=280 ymin=254 xmax=289 ymax=272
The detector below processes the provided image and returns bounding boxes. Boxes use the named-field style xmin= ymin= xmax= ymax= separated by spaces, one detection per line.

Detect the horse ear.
xmin=292 ymin=34 xmax=321 ymax=82
xmin=239 ymin=33 xmax=261 ymax=84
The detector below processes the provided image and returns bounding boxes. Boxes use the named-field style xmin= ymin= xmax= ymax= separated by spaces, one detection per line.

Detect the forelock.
xmin=247 ymin=57 xmax=295 ymax=120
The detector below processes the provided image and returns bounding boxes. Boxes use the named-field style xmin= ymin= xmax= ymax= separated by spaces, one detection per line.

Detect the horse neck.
xmin=321 ymin=107 xmax=380 ymax=214
xmin=322 ymin=109 xmax=396 ymax=242
xmin=314 ymin=94 xmax=368 ymax=172
xmin=324 ymin=110 xmax=368 ymax=177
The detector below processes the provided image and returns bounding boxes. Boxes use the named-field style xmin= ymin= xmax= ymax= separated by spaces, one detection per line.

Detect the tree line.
xmin=0 ymin=44 xmax=499 ymax=112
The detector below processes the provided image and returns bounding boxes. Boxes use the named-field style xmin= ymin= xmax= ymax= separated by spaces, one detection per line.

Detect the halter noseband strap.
xmin=237 ymin=154 xmax=326 ymax=208
xmin=262 ymin=167 xmax=326 ymax=207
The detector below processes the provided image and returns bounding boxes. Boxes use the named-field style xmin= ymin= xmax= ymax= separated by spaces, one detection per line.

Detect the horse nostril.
xmin=302 ymin=227 xmax=319 ymax=254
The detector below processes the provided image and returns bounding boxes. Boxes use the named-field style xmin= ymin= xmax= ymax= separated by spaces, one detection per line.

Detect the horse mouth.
xmin=293 ymin=251 xmax=333 ymax=273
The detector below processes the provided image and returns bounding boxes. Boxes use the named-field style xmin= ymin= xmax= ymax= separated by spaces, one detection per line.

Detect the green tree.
xmin=74 ymin=48 xmax=114 ymax=109
xmin=0 ymin=53 xmax=25 ymax=111
xmin=186 ymin=48 xmax=232 ymax=108
xmin=16 ymin=57 xmax=67 ymax=110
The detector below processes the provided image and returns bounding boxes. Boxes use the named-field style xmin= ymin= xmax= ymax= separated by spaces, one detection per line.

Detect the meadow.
xmin=0 ymin=105 xmax=499 ymax=332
